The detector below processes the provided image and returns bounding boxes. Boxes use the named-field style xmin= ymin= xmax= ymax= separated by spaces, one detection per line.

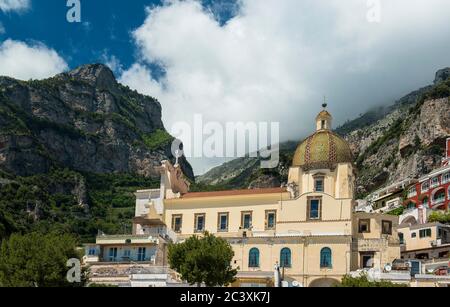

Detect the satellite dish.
xmin=384 ymin=264 xmax=392 ymax=272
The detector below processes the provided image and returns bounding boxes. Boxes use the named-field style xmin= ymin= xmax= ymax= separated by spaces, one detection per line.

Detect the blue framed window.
xmin=137 ymin=247 xmax=146 ymax=262
xmin=249 ymin=248 xmax=260 ymax=268
xmin=320 ymin=248 xmax=332 ymax=268
xmin=309 ymin=199 xmax=320 ymax=219
xmin=195 ymin=214 xmax=205 ymax=233
xmin=315 ymin=177 xmax=324 ymax=192
xmin=242 ymin=212 xmax=252 ymax=229
xmin=419 ymin=229 xmax=432 ymax=238
xmin=218 ymin=213 xmax=228 ymax=231
xmin=266 ymin=210 xmax=276 ymax=230
xmin=108 ymin=247 xmax=117 ymax=262
xmin=280 ymin=248 xmax=292 ymax=268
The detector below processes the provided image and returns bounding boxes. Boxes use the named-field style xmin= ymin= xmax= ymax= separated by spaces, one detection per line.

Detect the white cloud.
xmin=119 ymin=63 xmax=162 ymax=97
xmin=0 ymin=0 xmax=30 ymax=12
xmin=101 ymin=51 xmax=123 ymax=75
xmin=0 ymin=39 xmax=68 ymax=80
xmin=119 ymin=0 xmax=450 ymax=173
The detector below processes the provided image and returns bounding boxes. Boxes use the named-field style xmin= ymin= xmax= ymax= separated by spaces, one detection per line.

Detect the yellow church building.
xmin=86 ymin=107 xmax=401 ymax=287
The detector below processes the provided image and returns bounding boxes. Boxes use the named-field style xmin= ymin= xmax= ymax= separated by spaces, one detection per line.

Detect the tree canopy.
xmin=168 ymin=232 xmax=237 ymax=287
xmin=0 ymin=232 xmax=85 ymax=287
xmin=428 ymin=211 xmax=450 ymax=224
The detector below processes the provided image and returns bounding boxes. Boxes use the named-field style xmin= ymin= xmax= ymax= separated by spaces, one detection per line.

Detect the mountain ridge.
xmin=197 ymin=68 xmax=450 ymax=197
xmin=0 ymin=63 xmax=193 ymax=179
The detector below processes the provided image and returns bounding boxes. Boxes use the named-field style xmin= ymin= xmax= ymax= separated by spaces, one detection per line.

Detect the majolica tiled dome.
xmin=292 ymin=108 xmax=353 ymax=170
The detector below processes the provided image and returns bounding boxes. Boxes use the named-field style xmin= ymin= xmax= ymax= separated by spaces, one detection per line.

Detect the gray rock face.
xmin=0 ymin=64 xmax=194 ymax=180
xmin=248 ymin=175 xmax=281 ymax=189
xmin=435 ymin=68 xmax=450 ymax=84
xmin=66 ymin=64 xmax=117 ymax=91
xmin=349 ymin=96 xmax=449 ymax=196
xmin=399 ymin=98 xmax=450 ymax=151
xmin=197 ymin=157 xmax=260 ymax=186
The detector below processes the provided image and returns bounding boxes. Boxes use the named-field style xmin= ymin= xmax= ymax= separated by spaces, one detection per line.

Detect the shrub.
xmin=141 ymin=129 xmax=174 ymax=150
xmin=337 ymin=274 xmax=408 ymax=287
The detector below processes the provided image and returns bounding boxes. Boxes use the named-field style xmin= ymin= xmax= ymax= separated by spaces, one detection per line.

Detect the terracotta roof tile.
xmin=181 ymin=187 xmax=288 ymax=199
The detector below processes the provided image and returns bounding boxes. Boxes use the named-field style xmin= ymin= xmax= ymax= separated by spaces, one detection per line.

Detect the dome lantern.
xmin=293 ymin=105 xmax=353 ymax=170
xmin=316 ymin=102 xmax=332 ymax=131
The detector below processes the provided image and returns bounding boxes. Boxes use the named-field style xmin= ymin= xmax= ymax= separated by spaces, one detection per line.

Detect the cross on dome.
xmin=322 ymin=96 xmax=328 ymax=109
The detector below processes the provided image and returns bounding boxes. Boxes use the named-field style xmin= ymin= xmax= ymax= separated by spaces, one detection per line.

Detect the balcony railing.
xmin=96 ymin=235 xmax=159 ymax=245
xmin=99 ymin=256 xmax=156 ymax=264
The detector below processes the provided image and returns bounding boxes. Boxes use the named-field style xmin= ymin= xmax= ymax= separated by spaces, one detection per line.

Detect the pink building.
xmin=404 ymin=138 xmax=450 ymax=213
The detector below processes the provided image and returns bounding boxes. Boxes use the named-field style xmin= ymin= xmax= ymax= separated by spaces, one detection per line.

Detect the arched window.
xmin=280 ymin=248 xmax=291 ymax=268
xmin=433 ymin=190 xmax=445 ymax=203
xmin=248 ymin=248 xmax=260 ymax=268
xmin=320 ymin=248 xmax=332 ymax=268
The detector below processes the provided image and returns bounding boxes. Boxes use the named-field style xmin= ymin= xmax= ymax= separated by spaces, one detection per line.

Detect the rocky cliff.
xmin=0 ymin=64 xmax=193 ymax=240
xmin=0 ymin=64 xmax=193 ymax=179
xmin=348 ymin=68 xmax=449 ymax=197
xmin=198 ymin=68 xmax=450 ymax=197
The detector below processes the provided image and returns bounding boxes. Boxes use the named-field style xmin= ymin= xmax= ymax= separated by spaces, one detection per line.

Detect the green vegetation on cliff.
xmin=142 ymin=129 xmax=174 ymax=150
xmin=0 ymin=64 xmax=194 ymax=243
xmin=0 ymin=168 xmax=159 ymax=242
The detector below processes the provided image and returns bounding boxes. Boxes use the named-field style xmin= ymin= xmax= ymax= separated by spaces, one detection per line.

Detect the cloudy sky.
xmin=1 ymin=0 xmax=449 ymax=174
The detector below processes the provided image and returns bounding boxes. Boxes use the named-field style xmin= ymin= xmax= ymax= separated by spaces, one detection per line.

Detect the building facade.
xmin=351 ymin=212 xmax=400 ymax=271
xmin=84 ymin=107 xmax=401 ymax=287
xmin=364 ymin=178 xmax=416 ymax=214
xmin=390 ymin=139 xmax=450 ymax=262
xmin=128 ymin=107 xmax=400 ymax=287
xmin=398 ymin=222 xmax=450 ymax=260
xmin=403 ymin=138 xmax=450 ymax=213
